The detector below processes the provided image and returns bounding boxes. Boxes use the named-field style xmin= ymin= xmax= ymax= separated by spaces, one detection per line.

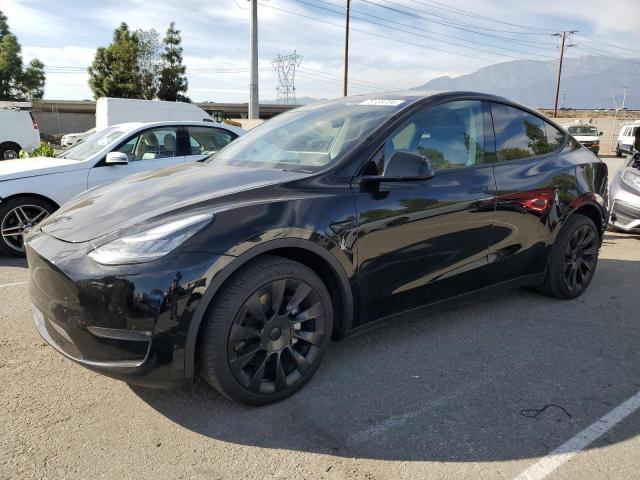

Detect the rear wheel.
xmin=199 ymin=256 xmax=333 ymax=405
xmin=0 ymin=142 xmax=21 ymax=160
xmin=540 ymin=214 xmax=599 ymax=299
xmin=615 ymin=143 xmax=622 ymax=157
xmin=0 ymin=196 xmax=55 ymax=256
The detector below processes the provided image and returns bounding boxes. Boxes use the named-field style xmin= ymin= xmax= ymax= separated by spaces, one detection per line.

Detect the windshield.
xmin=59 ymin=126 xmax=129 ymax=160
xmin=567 ymin=126 xmax=598 ymax=136
xmin=210 ymin=97 xmax=412 ymax=173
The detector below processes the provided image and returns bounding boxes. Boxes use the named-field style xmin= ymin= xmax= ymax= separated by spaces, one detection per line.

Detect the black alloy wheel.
xmin=228 ymin=278 xmax=326 ymax=394
xmin=540 ymin=214 xmax=599 ymax=299
xmin=199 ymin=256 xmax=333 ymax=405
xmin=562 ymin=223 xmax=598 ymax=293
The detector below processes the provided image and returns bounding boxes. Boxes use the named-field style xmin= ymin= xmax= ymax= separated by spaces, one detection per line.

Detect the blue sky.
xmin=2 ymin=0 xmax=639 ymax=102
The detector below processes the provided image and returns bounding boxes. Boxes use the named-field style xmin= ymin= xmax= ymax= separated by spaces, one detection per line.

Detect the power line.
xmin=406 ymin=0 xmax=559 ymax=33
xmin=291 ymin=0 xmax=556 ymax=59
xmin=360 ymin=0 xmax=558 ymax=40
xmin=258 ymin=2 xmax=504 ymax=62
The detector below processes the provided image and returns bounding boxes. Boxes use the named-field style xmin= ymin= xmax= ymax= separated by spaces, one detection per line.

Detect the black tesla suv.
xmin=26 ymin=92 xmax=608 ymax=405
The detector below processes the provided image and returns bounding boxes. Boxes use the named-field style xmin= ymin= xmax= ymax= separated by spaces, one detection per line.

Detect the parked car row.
xmin=13 ymin=91 xmax=610 ymax=405
xmin=0 ymin=121 xmax=244 ymax=255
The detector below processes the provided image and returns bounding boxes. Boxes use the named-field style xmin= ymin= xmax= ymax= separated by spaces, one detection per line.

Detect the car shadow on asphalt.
xmin=132 ymin=257 xmax=640 ymax=463
xmin=0 ymin=255 xmax=27 ymax=268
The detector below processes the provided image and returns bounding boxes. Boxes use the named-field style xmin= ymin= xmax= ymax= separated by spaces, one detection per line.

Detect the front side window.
xmin=370 ymin=100 xmax=486 ymax=175
xmin=491 ymin=103 xmax=560 ymax=161
xmin=115 ymin=127 xmax=179 ymax=162
xmin=187 ymin=126 xmax=236 ymax=156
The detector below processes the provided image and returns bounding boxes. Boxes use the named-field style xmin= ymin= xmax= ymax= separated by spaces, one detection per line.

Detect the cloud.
xmin=5 ymin=0 xmax=639 ymax=102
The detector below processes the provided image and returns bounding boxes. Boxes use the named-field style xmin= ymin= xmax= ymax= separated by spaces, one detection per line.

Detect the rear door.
xmin=352 ymin=99 xmax=497 ymax=326
xmin=184 ymin=126 xmax=239 ymax=163
xmin=87 ymin=126 xmax=184 ymax=189
xmin=487 ymin=102 xmax=577 ymax=283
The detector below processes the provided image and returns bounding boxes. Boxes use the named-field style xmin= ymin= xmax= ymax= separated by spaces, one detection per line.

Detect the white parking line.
xmin=0 ymin=281 xmax=26 ymax=288
xmin=514 ymin=390 xmax=640 ymax=480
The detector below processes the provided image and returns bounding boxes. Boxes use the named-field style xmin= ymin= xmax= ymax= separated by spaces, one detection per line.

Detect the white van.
xmin=0 ymin=108 xmax=41 ymax=160
xmin=96 ymin=98 xmax=214 ymax=131
xmin=616 ymin=121 xmax=640 ymax=157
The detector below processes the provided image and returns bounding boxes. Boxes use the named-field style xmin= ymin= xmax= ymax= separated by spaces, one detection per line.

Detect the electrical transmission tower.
xmin=272 ymin=51 xmax=303 ymax=105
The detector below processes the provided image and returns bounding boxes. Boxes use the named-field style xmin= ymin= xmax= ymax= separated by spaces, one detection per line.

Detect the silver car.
xmin=609 ymin=153 xmax=640 ymax=233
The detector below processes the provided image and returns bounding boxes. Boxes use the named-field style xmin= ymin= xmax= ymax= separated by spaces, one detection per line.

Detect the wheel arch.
xmin=565 ymin=200 xmax=606 ymax=242
xmin=184 ymin=238 xmax=355 ymax=379
xmin=0 ymin=193 xmax=60 ymax=210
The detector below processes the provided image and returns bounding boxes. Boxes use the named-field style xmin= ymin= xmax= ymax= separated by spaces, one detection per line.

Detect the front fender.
xmin=182 ymin=234 xmax=355 ymax=380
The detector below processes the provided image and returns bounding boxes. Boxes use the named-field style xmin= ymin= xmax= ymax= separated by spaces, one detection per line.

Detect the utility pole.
xmin=552 ymin=31 xmax=577 ymax=118
xmin=562 ymin=93 xmax=566 ymax=109
xmin=343 ymin=0 xmax=351 ymax=97
xmin=249 ymin=0 xmax=259 ymax=119
xmin=622 ymin=86 xmax=629 ymax=109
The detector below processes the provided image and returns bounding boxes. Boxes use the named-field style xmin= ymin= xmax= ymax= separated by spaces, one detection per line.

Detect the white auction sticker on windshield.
xmin=358 ymin=99 xmax=405 ymax=106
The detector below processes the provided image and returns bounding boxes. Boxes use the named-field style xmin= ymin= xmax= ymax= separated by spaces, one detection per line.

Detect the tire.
xmin=0 ymin=142 xmax=21 ymax=161
xmin=615 ymin=143 xmax=622 ymax=157
xmin=199 ymin=255 xmax=333 ymax=405
xmin=0 ymin=196 xmax=55 ymax=256
xmin=540 ymin=214 xmax=599 ymax=299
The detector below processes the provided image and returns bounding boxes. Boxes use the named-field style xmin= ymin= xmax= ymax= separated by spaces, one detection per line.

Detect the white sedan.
xmin=0 ymin=120 xmax=244 ymax=256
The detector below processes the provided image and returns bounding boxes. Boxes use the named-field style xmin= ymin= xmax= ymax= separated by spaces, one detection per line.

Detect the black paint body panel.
xmin=25 ymin=92 xmax=608 ymax=387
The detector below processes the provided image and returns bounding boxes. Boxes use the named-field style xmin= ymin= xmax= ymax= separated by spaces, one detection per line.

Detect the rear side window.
xmin=490 ymin=103 xmax=562 ymax=161
xmin=187 ymin=126 xmax=237 ymax=156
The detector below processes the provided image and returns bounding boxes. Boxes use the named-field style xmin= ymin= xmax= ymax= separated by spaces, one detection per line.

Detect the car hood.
xmin=573 ymin=135 xmax=599 ymax=142
xmin=39 ymin=162 xmax=308 ymax=243
xmin=0 ymin=156 xmax=84 ymax=182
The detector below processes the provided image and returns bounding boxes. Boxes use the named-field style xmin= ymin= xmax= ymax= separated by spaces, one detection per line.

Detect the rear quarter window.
xmin=491 ymin=103 xmax=564 ymax=161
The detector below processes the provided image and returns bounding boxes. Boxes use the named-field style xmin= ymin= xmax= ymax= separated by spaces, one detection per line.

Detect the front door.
xmin=352 ymin=100 xmax=497 ymax=326
xmin=87 ymin=126 xmax=185 ymax=189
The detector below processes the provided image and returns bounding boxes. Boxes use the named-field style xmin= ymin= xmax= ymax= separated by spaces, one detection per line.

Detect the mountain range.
xmin=412 ymin=55 xmax=639 ymax=109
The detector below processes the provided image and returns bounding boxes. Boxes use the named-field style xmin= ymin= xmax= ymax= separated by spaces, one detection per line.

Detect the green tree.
xmin=88 ymin=23 xmax=143 ymax=99
xmin=0 ymin=10 xmax=46 ymax=100
xmin=157 ymin=22 xmax=189 ymax=102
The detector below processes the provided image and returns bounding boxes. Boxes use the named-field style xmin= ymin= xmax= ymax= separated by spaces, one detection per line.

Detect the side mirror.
xmin=383 ymin=151 xmax=434 ymax=179
xmin=360 ymin=151 xmax=434 ymax=184
xmin=599 ymin=131 xmax=604 ymax=136
xmin=105 ymin=152 xmax=129 ymax=165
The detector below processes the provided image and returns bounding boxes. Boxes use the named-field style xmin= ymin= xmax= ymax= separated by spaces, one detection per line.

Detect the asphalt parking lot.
xmin=1 ymin=158 xmax=639 ymax=480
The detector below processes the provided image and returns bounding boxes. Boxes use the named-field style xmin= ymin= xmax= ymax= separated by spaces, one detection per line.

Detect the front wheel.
xmin=199 ymin=256 xmax=333 ymax=405
xmin=540 ymin=214 xmax=599 ymax=299
xmin=0 ymin=196 xmax=55 ymax=256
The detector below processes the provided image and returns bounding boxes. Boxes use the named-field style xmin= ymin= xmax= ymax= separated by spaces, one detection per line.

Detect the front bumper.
xmin=610 ymin=200 xmax=640 ymax=232
xmin=26 ymin=229 xmax=228 ymax=388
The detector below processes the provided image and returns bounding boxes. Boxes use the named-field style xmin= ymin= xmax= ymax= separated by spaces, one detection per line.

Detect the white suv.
xmin=0 ymin=108 xmax=41 ymax=159
xmin=616 ymin=122 xmax=640 ymax=157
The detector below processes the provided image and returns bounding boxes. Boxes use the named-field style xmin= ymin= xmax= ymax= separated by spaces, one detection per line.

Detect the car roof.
xmin=109 ymin=120 xmax=245 ymax=133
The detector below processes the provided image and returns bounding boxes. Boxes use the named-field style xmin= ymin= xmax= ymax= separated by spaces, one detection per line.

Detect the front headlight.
xmin=622 ymin=169 xmax=640 ymax=193
xmin=88 ymin=213 xmax=213 ymax=265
